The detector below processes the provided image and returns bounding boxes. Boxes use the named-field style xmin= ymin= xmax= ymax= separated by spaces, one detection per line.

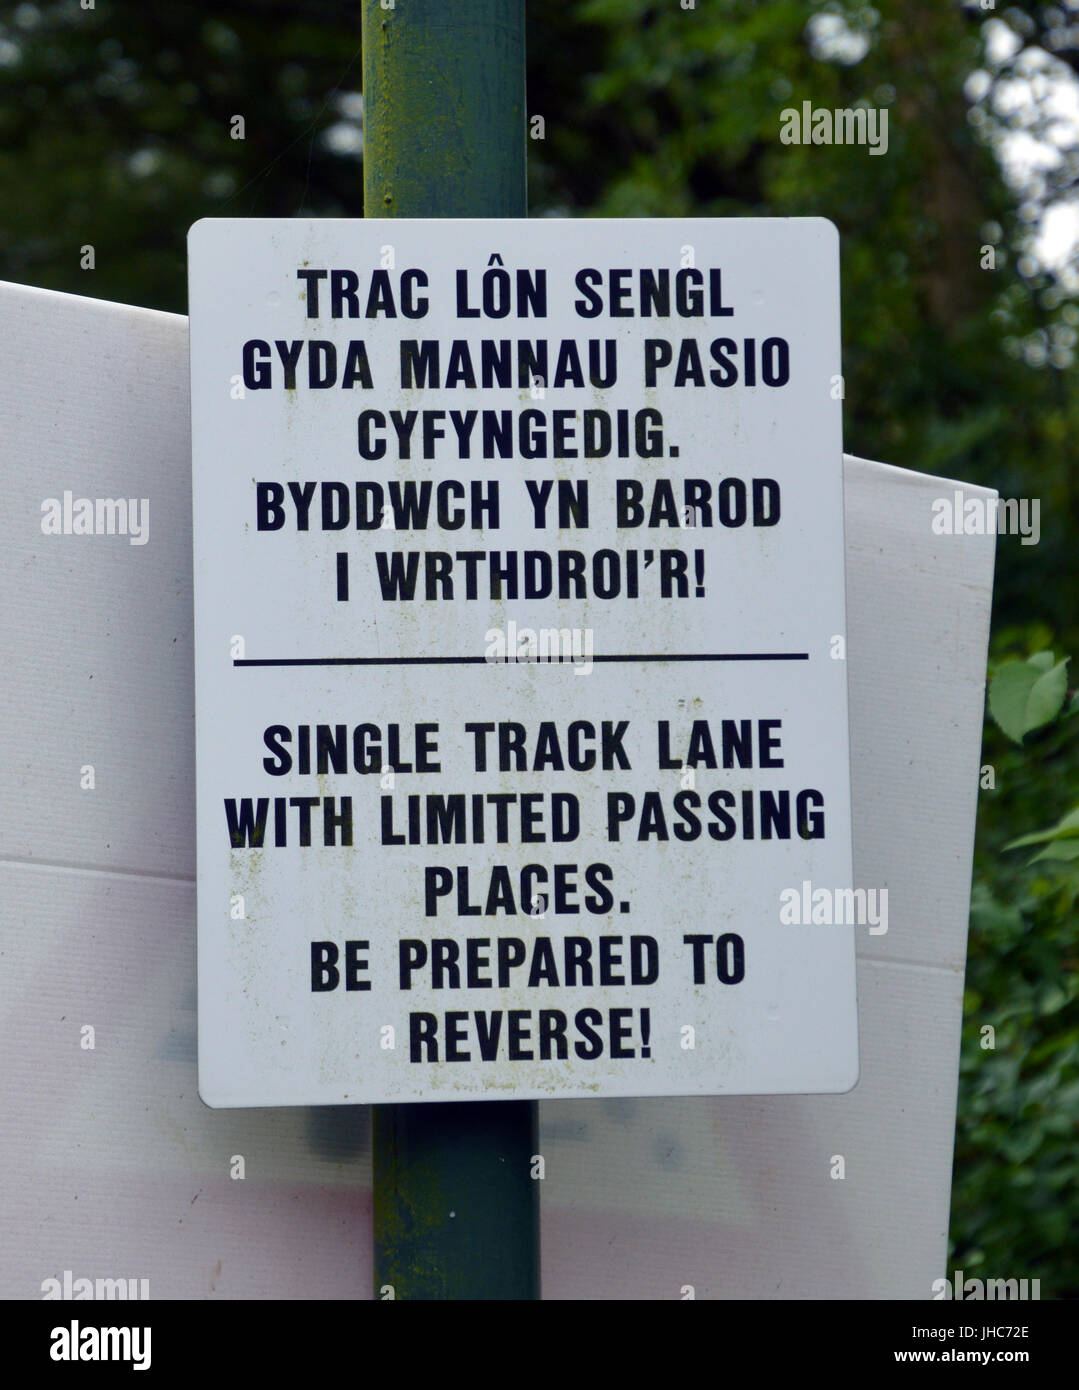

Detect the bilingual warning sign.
xmin=189 ymin=217 xmax=857 ymax=1107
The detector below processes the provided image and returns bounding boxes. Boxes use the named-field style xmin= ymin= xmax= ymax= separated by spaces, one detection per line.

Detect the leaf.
xmin=989 ymin=655 xmax=1070 ymax=743
xmin=1029 ymin=840 xmax=1079 ymax=865
xmin=1038 ymin=984 xmax=1069 ymax=1015
xmin=1005 ymin=806 xmax=1079 ymax=850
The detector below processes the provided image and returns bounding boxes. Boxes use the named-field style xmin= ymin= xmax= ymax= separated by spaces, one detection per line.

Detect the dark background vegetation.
xmin=2 ymin=0 xmax=1076 ymax=1295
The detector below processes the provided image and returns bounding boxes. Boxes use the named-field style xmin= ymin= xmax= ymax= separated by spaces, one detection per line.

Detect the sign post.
xmin=188 ymin=4 xmax=856 ymax=1303
xmin=360 ymin=0 xmax=539 ymax=1300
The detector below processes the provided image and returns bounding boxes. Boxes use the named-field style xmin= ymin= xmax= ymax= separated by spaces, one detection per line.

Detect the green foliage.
xmin=0 ymin=2 xmax=363 ymax=313
xmin=955 ymin=629 xmax=1079 ymax=1294
xmin=988 ymin=652 xmax=1070 ymax=743
xmin=1006 ymin=806 xmax=1079 ymax=865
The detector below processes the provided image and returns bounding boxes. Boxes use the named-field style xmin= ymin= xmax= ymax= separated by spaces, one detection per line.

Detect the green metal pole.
xmin=362 ymin=0 xmax=538 ymax=1301
xmin=362 ymin=0 xmax=526 ymax=218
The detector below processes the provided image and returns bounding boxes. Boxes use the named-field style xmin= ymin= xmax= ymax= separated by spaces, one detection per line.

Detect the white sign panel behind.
xmin=189 ymin=217 xmax=857 ymax=1106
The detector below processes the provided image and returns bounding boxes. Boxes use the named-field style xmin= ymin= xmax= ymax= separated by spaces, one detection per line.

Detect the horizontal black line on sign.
xmin=233 ymin=654 xmax=811 ymax=667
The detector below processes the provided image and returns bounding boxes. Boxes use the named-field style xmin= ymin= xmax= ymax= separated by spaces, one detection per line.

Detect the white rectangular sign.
xmin=189 ymin=217 xmax=857 ymax=1106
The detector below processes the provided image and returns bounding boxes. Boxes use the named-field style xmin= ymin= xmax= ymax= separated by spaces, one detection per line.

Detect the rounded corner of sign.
xmin=186 ymin=217 xmax=215 ymax=250
xmin=196 ymin=1073 xmax=226 ymax=1110
xmin=834 ymin=1053 xmax=861 ymax=1094
xmin=810 ymin=216 xmax=841 ymax=252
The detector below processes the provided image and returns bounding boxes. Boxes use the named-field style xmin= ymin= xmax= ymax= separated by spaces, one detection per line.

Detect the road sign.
xmin=189 ymin=216 xmax=857 ymax=1106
